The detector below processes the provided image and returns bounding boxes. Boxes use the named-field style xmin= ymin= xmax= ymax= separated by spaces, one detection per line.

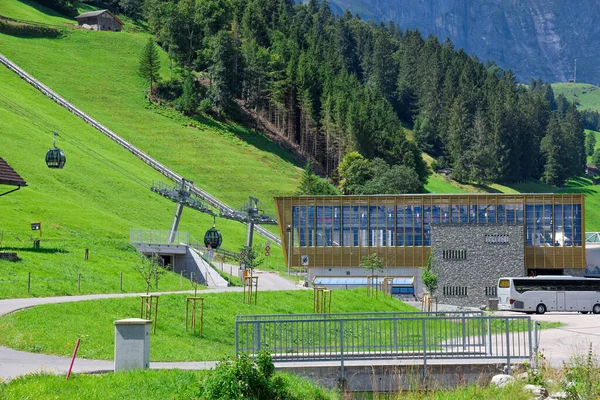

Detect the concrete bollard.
xmin=114 ymin=318 xmax=151 ymax=371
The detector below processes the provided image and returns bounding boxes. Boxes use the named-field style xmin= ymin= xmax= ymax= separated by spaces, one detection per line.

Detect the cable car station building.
xmin=275 ymin=194 xmax=585 ymax=307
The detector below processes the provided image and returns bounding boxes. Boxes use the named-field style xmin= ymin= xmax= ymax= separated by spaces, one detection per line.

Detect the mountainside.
xmin=329 ymin=0 xmax=600 ymax=85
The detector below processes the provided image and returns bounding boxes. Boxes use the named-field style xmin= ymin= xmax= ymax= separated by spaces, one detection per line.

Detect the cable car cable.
xmin=0 ymin=92 xmax=150 ymax=188
xmin=0 ymin=92 xmax=148 ymax=186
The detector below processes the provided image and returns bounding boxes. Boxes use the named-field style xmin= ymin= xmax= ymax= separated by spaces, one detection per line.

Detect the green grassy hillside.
xmin=552 ymin=82 xmax=600 ymax=112
xmin=0 ymin=64 xmax=261 ymax=298
xmin=0 ymin=29 xmax=301 ymax=211
xmin=0 ymin=0 xmax=74 ymax=25
xmin=0 ymin=1 xmax=302 ymax=298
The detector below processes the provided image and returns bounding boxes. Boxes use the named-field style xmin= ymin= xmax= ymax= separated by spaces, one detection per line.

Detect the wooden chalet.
xmin=75 ymin=9 xmax=123 ymax=32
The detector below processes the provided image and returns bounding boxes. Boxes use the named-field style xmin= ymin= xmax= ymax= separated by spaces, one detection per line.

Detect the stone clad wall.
xmin=431 ymin=224 xmax=525 ymax=307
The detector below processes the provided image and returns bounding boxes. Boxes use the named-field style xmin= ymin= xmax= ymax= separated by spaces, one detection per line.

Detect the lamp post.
xmin=286 ymin=225 xmax=291 ymax=277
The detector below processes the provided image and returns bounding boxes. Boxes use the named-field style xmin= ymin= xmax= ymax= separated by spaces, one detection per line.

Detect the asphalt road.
xmin=500 ymin=310 xmax=600 ymax=367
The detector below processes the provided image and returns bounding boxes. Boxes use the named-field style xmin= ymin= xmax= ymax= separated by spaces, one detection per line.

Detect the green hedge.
xmin=0 ymin=19 xmax=62 ymax=38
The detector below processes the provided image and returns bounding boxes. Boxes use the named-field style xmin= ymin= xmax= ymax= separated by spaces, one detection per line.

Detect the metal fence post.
xmin=393 ymin=318 xmax=398 ymax=354
xmin=235 ymin=317 xmax=239 ymax=358
xmin=532 ymin=320 xmax=538 ymax=369
xmin=505 ymin=318 xmax=511 ymax=375
xmin=462 ymin=315 xmax=466 ymax=350
xmin=324 ymin=320 xmax=328 ymax=355
xmin=487 ymin=317 xmax=492 ymax=356
xmin=480 ymin=316 xmax=485 ymax=348
xmin=422 ymin=318 xmax=427 ymax=378
xmin=339 ymin=320 xmax=345 ymax=380
xmin=256 ymin=322 xmax=262 ymax=352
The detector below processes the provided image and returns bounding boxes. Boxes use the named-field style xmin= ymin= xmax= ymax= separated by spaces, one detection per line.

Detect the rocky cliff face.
xmin=330 ymin=0 xmax=600 ymax=85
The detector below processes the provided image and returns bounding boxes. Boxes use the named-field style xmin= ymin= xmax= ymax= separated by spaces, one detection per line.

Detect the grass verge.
xmin=0 ymin=369 xmax=338 ymax=400
xmin=0 ymin=289 xmax=417 ymax=361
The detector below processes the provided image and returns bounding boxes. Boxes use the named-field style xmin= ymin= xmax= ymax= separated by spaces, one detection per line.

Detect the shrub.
xmin=199 ymin=98 xmax=214 ymax=113
xmin=201 ymin=352 xmax=272 ymax=400
xmin=154 ymin=81 xmax=183 ymax=103
xmin=200 ymin=351 xmax=323 ymax=400
xmin=0 ymin=19 xmax=62 ymax=38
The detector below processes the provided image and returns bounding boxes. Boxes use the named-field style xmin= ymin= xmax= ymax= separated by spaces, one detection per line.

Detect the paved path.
xmin=0 ymin=269 xmax=305 ymax=380
xmin=213 ymin=262 xmax=301 ymax=291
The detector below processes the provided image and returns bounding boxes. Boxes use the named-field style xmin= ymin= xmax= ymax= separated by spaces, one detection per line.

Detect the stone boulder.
xmin=490 ymin=374 xmax=515 ymax=388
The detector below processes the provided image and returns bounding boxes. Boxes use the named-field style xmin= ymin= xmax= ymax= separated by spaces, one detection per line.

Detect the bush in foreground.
xmin=201 ymin=350 xmax=334 ymax=400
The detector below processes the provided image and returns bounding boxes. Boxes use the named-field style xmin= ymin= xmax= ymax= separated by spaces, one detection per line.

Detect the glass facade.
xmin=275 ymin=194 xmax=585 ymax=270
xmin=290 ymin=198 xmax=583 ymax=248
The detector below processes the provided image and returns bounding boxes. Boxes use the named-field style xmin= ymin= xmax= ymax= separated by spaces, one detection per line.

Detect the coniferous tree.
xmin=541 ymin=114 xmax=569 ymax=186
xmin=563 ymin=104 xmax=586 ymax=177
xmin=208 ymin=30 xmax=238 ymax=111
xmin=468 ymin=109 xmax=494 ymax=184
xmin=178 ymin=72 xmax=197 ymax=115
xmin=241 ymin=0 xmax=269 ymax=47
xmin=446 ymin=96 xmax=471 ymax=182
xmin=370 ymin=28 xmax=397 ymax=103
xmin=586 ymin=131 xmax=597 ymax=157
xmin=138 ymin=38 xmax=161 ymax=97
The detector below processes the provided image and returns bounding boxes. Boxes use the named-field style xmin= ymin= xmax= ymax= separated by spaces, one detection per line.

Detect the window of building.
xmin=485 ymin=286 xmax=497 ymax=297
xmin=289 ymin=197 xmax=583 ymax=250
xmin=443 ymin=286 xmax=468 ymax=297
xmin=442 ymin=250 xmax=467 ymax=259
xmin=485 ymin=234 xmax=509 ymax=244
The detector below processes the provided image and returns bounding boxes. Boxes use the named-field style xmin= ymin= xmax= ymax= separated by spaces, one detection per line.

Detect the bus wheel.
xmin=580 ymin=311 xmax=589 ymax=314
xmin=536 ymin=304 xmax=546 ymax=315
xmin=593 ymin=304 xmax=600 ymax=314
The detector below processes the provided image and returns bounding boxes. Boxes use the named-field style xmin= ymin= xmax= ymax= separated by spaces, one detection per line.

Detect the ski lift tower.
xmin=152 ymin=180 xmax=277 ymax=248
xmin=220 ymin=196 xmax=278 ymax=248
xmin=151 ymin=179 xmax=215 ymax=243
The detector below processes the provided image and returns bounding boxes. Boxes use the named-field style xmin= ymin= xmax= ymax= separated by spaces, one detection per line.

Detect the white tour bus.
xmin=497 ymin=276 xmax=600 ymax=314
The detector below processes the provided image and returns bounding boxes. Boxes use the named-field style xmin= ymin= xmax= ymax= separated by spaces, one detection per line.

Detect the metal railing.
xmin=130 ymin=228 xmax=191 ymax=246
xmin=236 ymin=312 xmax=535 ymax=375
xmin=236 ymin=310 xmax=484 ymax=322
xmin=0 ymin=53 xmax=281 ymax=246
xmin=130 ymin=229 xmax=240 ymax=260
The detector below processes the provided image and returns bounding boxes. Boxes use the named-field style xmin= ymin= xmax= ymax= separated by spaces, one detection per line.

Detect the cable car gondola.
xmin=46 ymin=132 xmax=66 ymax=169
xmin=204 ymin=218 xmax=222 ymax=249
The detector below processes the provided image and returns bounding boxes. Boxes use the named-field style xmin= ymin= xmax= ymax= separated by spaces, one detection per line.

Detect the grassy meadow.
xmin=0 ymin=0 xmax=74 ymax=26
xmin=0 ymin=290 xmax=417 ymax=361
xmin=552 ymin=82 xmax=600 ymax=113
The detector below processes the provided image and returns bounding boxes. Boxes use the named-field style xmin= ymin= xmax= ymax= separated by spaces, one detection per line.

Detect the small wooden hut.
xmin=75 ymin=9 xmax=123 ymax=32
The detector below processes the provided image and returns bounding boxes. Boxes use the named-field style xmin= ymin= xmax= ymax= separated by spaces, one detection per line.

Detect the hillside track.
xmin=0 ymin=53 xmax=280 ymax=246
